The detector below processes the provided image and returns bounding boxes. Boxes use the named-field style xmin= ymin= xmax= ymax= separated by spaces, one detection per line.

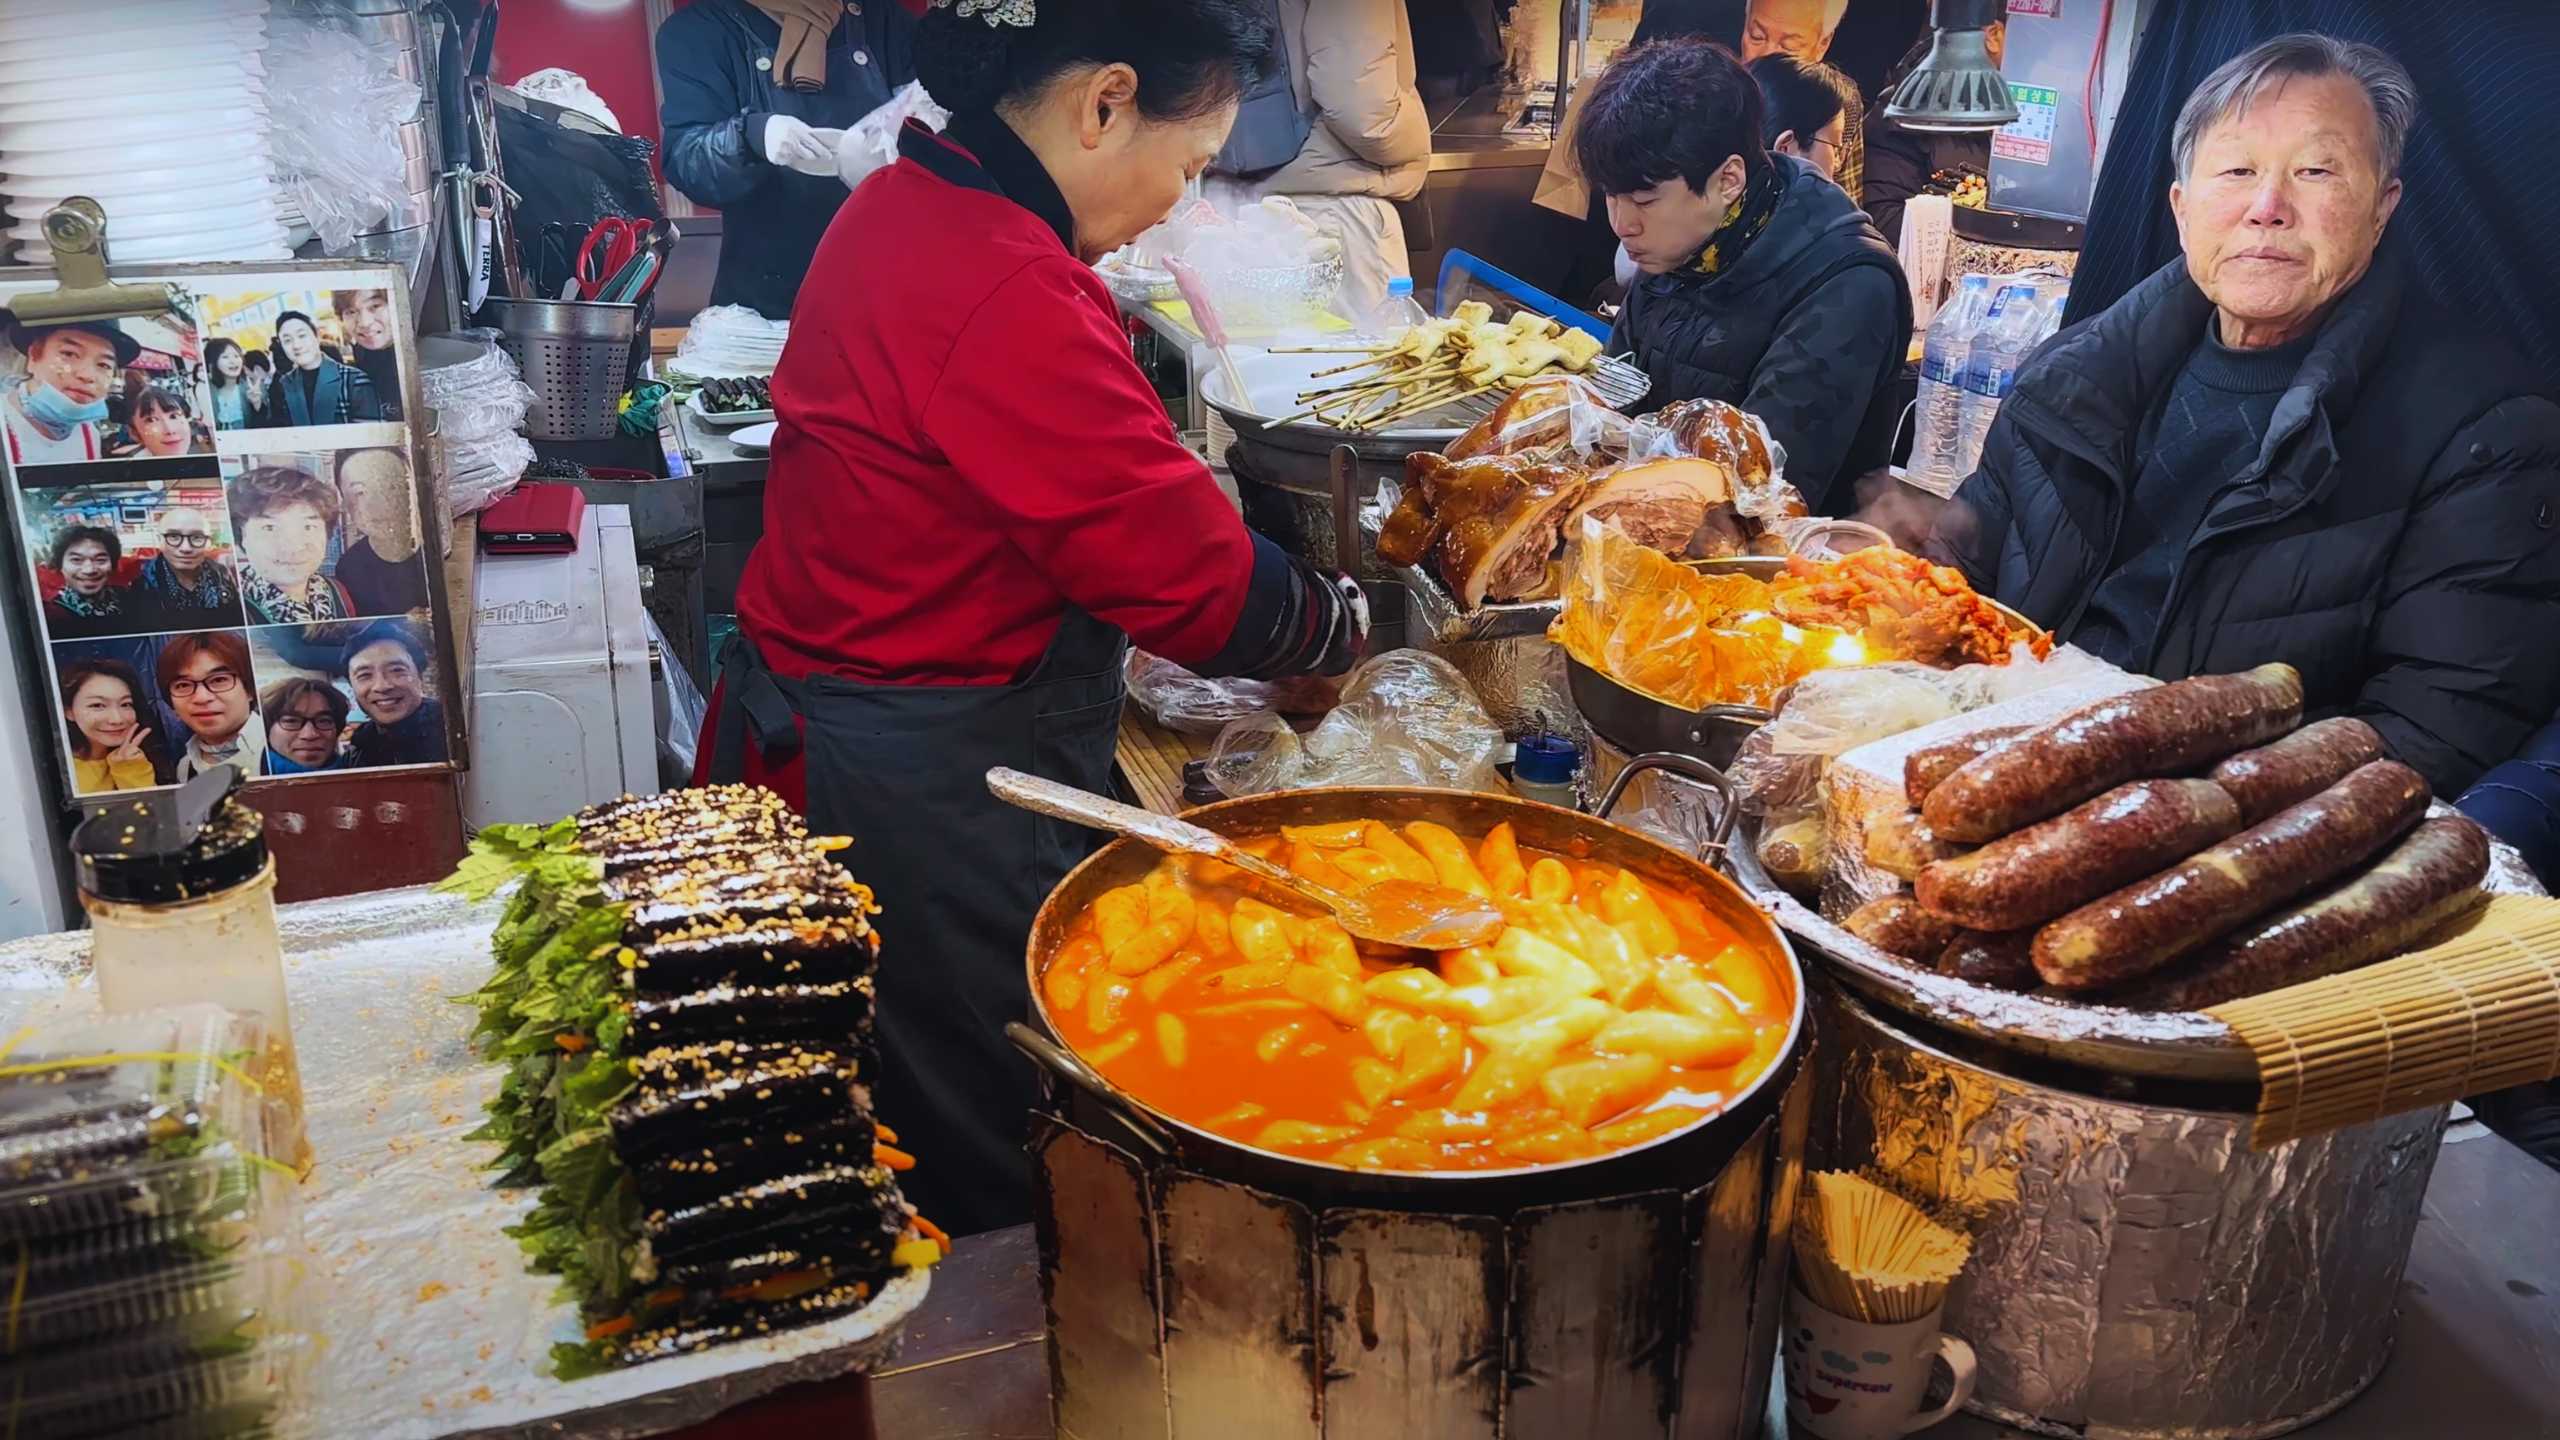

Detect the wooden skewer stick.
xmin=1270 ymin=385 xmax=1414 ymax=429
xmin=1309 ymin=358 xmax=1389 ymax=380
xmin=1268 ymin=345 xmax=1379 ymax=355
xmin=1351 ymin=366 xmax=1470 ymax=420
xmin=1363 ymin=381 xmax=1501 ymax=432
xmin=1333 ymin=372 xmax=1446 ymax=429
xmin=1346 ymin=384 xmax=1459 ymax=433
xmin=1341 ymin=384 xmax=1412 ymax=429
xmin=1296 ymin=363 xmax=1456 ymax=403
xmin=1310 ymin=353 xmax=1413 ymax=381
xmin=1297 ymin=370 xmax=1415 ymax=402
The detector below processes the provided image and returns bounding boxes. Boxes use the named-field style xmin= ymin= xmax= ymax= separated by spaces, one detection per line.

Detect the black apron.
xmin=711 ymin=610 xmax=1126 ymax=1235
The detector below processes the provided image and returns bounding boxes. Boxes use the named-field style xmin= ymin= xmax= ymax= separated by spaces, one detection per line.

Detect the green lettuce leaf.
xmin=437 ymin=818 xmax=583 ymax=901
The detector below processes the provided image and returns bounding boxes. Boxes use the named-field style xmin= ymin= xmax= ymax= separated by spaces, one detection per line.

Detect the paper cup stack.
xmin=0 ymin=0 xmax=293 ymax=265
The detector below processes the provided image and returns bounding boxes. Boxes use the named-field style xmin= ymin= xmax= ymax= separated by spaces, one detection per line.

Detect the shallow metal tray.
xmin=0 ymin=886 xmax=931 ymax=1440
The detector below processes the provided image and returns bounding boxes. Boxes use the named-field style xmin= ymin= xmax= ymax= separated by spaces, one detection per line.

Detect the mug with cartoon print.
xmin=1782 ymin=1284 xmax=1978 ymax=1440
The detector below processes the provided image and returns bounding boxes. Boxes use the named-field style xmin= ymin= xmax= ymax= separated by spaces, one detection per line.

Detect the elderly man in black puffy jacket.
xmin=1931 ymin=34 xmax=2560 ymax=797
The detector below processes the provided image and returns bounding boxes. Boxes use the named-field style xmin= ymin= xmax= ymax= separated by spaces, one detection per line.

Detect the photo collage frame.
xmin=1 ymin=266 xmax=453 ymax=802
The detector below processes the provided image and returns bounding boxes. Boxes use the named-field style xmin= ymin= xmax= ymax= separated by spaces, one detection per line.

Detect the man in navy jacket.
xmin=656 ymin=0 xmax=919 ymax=320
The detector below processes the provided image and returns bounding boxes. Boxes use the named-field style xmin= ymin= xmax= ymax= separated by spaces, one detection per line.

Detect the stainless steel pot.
xmin=1819 ymin=985 xmax=2446 ymax=1439
xmin=1014 ymin=760 xmax=1801 ymax=1209
xmin=1563 ymin=535 xmax=2038 ymax=773
xmin=1569 ymin=655 xmax=1771 ymax=769
xmin=1017 ymin=759 xmax=1815 ymax=1440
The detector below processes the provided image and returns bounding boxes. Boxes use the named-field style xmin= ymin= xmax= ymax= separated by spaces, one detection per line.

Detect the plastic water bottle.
xmin=1908 ymin=274 xmax=1992 ymax=496
xmin=1362 ymin=274 xmax=1431 ymax=339
xmin=1955 ymin=280 xmax=2051 ymax=476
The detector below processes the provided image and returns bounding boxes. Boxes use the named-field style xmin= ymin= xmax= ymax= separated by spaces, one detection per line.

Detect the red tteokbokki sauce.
xmin=1038 ymin=818 xmax=1791 ymax=1172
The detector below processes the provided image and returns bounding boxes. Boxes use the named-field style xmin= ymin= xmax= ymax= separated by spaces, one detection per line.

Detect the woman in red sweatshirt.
xmin=702 ymin=0 xmax=1363 ymax=1234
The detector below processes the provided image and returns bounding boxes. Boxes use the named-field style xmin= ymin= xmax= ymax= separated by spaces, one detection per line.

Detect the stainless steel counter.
xmin=1426 ymin=85 xmax=1555 ymax=173
xmin=664 ymin=400 xmax=772 ymax=621
xmin=864 ymin=1125 xmax=2560 ymax=1439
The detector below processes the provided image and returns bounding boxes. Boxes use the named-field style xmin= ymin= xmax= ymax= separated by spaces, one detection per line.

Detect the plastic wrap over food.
xmin=1123 ymin=651 xmax=1343 ymax=736
xmin=1624 ymin=402 xmax=1806 ymax=522
xmin=1448 ymin=374 xmax=1634 ymax=459
xmin=0 ymin=888 xmax=931 ymax=1440
xmin=1822 ymin=663 xmax=2157 ymax=915
xmin=675 ymin=306 xmax=792 ymax=376
xmin=1823 ymin=986 xmax=2444 ymax=1439
xmin=1553 ymin=519 xmax=1857 ymax=711
xmin=266 ymin=14 xmax=425 ymax=251
xmin=1206 ymin=650 xmax=1506 ymax=797
xmin=421 ymin=332 xmax=538 ymax=519
xmin=1728 ymin=646 xmax=2132 ymax=817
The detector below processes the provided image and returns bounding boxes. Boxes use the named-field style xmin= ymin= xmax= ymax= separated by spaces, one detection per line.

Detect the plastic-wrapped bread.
xmin=1822 ymin=668 xmax=2155 ymax=915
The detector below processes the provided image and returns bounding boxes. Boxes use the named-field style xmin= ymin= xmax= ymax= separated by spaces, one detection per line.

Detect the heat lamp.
xmin=1884 ymin=0 xmax=2020 ymax=133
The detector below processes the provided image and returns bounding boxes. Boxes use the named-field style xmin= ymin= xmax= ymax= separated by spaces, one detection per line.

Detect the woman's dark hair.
xmin=58 ymin=658 xmax=164 ymax=768
xmin=915 ymin=0 xmax=1276 ymax=120
xmin=206 ymin=337 xmax=243 ymax=385
xmin=261 ymin=675 xmax=349 ymax=730
xmin=232 ymin=464 xmax=340 ymax=526
xmin=243 ymin=348 xmax=272 ymax=375
xmin=1750 ymin=54 xmax=1857 ymax=152
xmin=49 ymin=524 xmax=120 ymax=570
xmin=1575 ymin=38 xmax=1768 ymax=197
xmin=127 ymin=382 xmax=188 ymax=425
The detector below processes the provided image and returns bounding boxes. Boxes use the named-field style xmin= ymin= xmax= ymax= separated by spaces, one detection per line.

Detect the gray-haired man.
xmin=1931 ymin=33 xmax=2560 ymax=795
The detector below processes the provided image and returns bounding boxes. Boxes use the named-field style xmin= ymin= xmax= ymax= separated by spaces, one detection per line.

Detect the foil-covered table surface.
xmin=0 ymin=885 xmax=930 ymax=1440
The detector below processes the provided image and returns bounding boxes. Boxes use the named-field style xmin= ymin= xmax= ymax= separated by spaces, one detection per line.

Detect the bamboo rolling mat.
xmin=2209 ymin=894 xmax=2560 ymax=1148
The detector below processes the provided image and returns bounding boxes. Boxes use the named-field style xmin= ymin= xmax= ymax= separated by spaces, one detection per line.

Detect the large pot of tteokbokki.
xmin=1017 ymin=768 xmax=1815 ymax=1440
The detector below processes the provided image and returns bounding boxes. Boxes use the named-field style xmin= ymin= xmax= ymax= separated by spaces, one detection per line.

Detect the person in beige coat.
xmin=1209 ymin=0 xmax=1431 ymax=318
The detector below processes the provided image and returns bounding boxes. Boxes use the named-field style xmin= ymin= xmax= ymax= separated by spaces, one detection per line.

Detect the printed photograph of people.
xmin=332 ymin=289 xmax=405 ymax=421
xmin=0 ymin=303 xmax=204 ymax=468
xmin=28 ymin=480 xmax=242 ymax=640
xmin=198 ymin=289 xmax=391 ymax=431
xmin=249 ymin=616 xmax=448 ymax=773
xmin=158 ymin=629 xmax=264 ymax=783
xmin=109 ymin=377 xmax=213 ymax=460
xmin=333 ymin=447 xmax=427 ymax=615
xmin=344 ymin=618 xmax=446 ymax=767
xmin=227 ymin=458 xmax=353 ymax=624
xmin=204 ymin=338 xmax=280 ymax=432
xmin=40 ymin=523 xmax=134 ymax=639
xmin=261 ymin=673 xmax=351 ymax=775
xmin=50 ymin=640 xmax=177 ymax=796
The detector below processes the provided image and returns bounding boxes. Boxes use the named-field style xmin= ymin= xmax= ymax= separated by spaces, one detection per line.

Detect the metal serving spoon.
xmin=985 ymin=768 xmax=1507 ymax=952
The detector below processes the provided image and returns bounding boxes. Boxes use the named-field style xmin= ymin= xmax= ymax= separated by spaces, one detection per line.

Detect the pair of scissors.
xmin=571 ymin=217 xmax=653 ymax=300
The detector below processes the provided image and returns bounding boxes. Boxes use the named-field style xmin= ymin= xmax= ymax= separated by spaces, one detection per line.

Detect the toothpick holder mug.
xmin=1782 ymin=1284 xmax=1978 ymax=1440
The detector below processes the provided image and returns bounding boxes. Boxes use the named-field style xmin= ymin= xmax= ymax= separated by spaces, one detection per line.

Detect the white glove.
xmin=762 ymin=115 xmax=844 ymax=177
xmin=838 ymin=82 xmax=950 ymax=191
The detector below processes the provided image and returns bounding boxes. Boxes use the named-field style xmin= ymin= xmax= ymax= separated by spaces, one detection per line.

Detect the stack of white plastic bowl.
xmin=0 ymin=0 xmax=292 ymax=265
